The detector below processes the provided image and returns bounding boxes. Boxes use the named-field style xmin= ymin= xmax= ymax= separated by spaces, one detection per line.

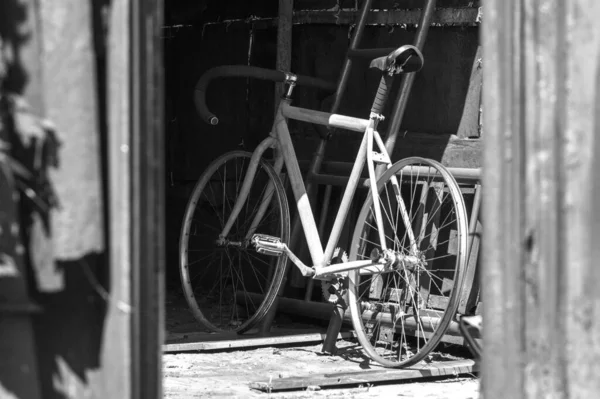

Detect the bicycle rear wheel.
xmin=179 ymin=151 xmax=290 ymax=333
xmin=348 ymin=157 xmax=469 ymax=367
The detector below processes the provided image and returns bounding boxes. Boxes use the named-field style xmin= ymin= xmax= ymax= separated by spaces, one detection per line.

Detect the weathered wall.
xmin=164 ymin=1 xmax=481 ymax=181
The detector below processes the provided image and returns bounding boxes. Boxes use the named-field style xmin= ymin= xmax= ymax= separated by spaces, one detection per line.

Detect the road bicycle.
xmin=179 ymin=45 xmax=469 ymax=367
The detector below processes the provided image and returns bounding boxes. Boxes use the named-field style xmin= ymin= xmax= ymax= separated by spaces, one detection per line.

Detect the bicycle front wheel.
xmin=179 ymin=151 xmax=290 ymax=333
xmin=348 ymin=157 xmax=469 ymax=367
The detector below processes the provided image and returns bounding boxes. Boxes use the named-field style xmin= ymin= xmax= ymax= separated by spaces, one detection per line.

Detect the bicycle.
xmin=179 ymin=44 xmax=469 ymax=368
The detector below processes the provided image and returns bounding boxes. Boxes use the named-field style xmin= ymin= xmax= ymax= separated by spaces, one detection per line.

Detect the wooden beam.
xmin=239 ymin=291 xmax=476 ymax=341
xmin=163 ymin=7 xmax=481 ymax=32
xmin=163 ymin=330 xmax=354 ymax=353
xmin=292 ymin=7 xmax=480 ymax=27
xmin=250 ymin=359 xmax=478 ymax=391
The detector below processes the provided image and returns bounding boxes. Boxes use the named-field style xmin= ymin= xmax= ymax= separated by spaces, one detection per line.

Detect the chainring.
xmin=321 ymin=247 xmax=349 ymax=304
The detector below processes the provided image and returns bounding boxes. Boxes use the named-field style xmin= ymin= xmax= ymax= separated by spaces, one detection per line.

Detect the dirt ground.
xmin=163 ymin=342 xmax=480 ymax=398
xmin=163 ymin=291 xmax=481 ymax=399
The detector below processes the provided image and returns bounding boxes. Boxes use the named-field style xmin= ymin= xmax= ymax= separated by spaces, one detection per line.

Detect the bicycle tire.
xmin=179 ymin=151 xmax=290 ymax=333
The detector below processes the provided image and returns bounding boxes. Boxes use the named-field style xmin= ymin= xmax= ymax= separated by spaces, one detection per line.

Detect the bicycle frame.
xmin=218 ymin=96 xmax=417 ymax=279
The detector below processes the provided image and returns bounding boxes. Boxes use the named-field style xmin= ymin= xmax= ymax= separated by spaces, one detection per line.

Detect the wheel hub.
xmin=369 ymin=248 xmax=426 ymax=273
xmin=215 ymin=236 xmax=249 ymax=249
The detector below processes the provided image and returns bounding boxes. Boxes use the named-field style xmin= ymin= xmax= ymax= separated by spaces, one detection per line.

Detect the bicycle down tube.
xmin=216 ymin=98 xmax=410 ymax=278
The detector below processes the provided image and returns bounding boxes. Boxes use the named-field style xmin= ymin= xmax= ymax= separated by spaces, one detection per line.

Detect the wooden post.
xmin=130 ymin=1 xmax=165 ymax=398
xmin=107 ymin=0 xmax=165 ymax=397
xmin=482 ymin=1 xmax=600 ymax=398
xmin=260 ymin=0 xmax=294 ymax=335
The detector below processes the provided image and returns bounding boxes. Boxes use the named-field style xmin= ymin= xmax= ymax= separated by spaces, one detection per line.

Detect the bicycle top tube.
xmin=280 ymin=102 xmax=369 ymax=133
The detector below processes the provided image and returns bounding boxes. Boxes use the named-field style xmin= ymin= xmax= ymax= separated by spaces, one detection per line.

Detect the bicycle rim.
xmin=179 ymin=151 xmax=290 ymax=333
xmin=348 ymin=157 xmax=469 ymax=367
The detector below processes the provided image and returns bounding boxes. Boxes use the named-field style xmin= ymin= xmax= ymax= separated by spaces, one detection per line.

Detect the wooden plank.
xmin=427 ymin=294 xmax=449 ymax=310
xmin=165 ymin=327 xmax=343 ymax=343
xmin=456 ymin=45 xmax=482 ymax=138
xmin=171 ymin=8 xmax=480 ymax=30
xmin=438 ymin=333 xmax=466 ymax=346
xmin=482 ymin=0 xmax=600 ymax=398
xmin=373 ymin=0 xmax=481 ymax=8
xmin=293 ymin=8 xmax=480 ymax=27
xmin=163 ymin=331 xmax=355 ymax=353
xmin=250 ymin=359 xmax=478 ymax=391
xmin=481 ymin=1 xmax=525 ymax=397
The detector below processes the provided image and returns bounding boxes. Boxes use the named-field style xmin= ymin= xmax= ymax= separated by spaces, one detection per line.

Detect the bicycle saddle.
xmin=369 ymin=45 xmax=424 ymax=74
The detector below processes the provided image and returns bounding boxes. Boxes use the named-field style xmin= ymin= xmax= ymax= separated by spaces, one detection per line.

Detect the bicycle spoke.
xmin=241 ymin=252 xmax=270 ymax=290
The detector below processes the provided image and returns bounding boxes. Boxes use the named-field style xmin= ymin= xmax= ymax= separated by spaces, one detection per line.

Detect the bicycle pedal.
xmin=252 ymin=234 xmax=285 ymax=257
